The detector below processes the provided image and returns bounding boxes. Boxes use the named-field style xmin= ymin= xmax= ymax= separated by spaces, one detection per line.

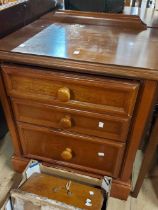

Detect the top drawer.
xmin=2 ymin=65 xmax=139 ymax=117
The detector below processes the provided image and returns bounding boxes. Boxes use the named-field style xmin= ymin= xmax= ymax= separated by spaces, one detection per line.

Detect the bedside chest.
xmin=2 ymin=64 xmax=139 ymax=179
xmin=0 ymin=10 xmax=158 ymax=200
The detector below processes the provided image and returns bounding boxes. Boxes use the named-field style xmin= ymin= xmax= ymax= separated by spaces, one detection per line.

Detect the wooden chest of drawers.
xmin=3 ymin=64 xmax=137 ymax=178
xmin=0 ymin=10 xmax=158 ymax=201
xmin=1 ymin=63 xmax=140 ymax=199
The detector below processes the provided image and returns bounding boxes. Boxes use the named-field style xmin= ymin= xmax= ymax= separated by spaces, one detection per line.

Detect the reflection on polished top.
xmin=14 ymin=22 xmax=143 ymax=65
xmin=0 ymin=10 xmax=158 ymax=79
xmin=12 ymin=20 xmax=157 ymax=69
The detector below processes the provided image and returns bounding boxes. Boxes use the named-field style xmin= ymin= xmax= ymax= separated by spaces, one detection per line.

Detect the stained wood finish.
xmin=12 ymin=99 xmax=130 ymax=142
xmin=2 ymin=65 xmax=139 ymax=117
xmin=1 ymin=10 xmax=158 ymax=201
xmin=121 ymin=80 xmax=158 ymax=181
xmin=50 ymin=10 xmax=147 ymax=30
xmin=17 ymin=122 xmax=125 ymax=178
xmin=0 ymin=11 xmax=158 ymax=79
xmin=20 ymin=173 xmax=104 ymax=210
xmin=2 ymin=51 xmax=158 ymax=81
xmin=11 ymin=155 xmax=29 ymax=173
xmin=111 ymin=179 xmax=131 ymax=200
xmin=0 ymin=73 xmax=22 ymax=156
xmin=11 ymin=155 xmax=131 ymax=200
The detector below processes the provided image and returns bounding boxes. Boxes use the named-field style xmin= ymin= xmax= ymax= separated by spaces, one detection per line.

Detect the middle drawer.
xmin=12 ymin=99 xmax=130 ymax=142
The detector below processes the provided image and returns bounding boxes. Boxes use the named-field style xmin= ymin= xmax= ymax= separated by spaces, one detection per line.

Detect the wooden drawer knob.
xmin=57 ymin=87 xmax=70 ymax=102
xmin=61 ymin=148 xmax=72 ymax=160
xmin=60 ymin=115 xmax=72 ymax=129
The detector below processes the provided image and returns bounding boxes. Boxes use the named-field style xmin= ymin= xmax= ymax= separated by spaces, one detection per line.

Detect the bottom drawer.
xmin=9 ymin=161 xmax=111 ymax=210
xmin=18 ymin=123 xmax=125 ymax=178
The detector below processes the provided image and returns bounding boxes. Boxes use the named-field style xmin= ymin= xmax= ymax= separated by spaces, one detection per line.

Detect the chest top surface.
xmin=0 ymin=10 xmax=158 ymax=80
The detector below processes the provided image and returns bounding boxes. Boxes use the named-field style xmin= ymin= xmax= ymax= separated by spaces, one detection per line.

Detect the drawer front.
xmin=18 ymin=123 xmax=125 ymax=178
xmin=12 ymin=99 xmax=130 ymax=142
xmin=3 ymin=65 xmax=139 ymax=117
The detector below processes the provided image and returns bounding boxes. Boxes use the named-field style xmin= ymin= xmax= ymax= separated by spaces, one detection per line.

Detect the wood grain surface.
xmin=0 ymin=10 xmax=158 ymax=80
xmin=20 ymin=173 xmax=103 ymax=210
xmin=2 ymin=64 xmax=139 ymax=117
xmin=0 ymin=9 xmax=158 ymax=201
xmin=17 ymin=122 xmax=125 ymax=178
xmin=12 ymin=98 xmax=130 ymax=142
